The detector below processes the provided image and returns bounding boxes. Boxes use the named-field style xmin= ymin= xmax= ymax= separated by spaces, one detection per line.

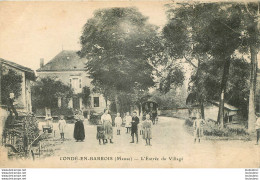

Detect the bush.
xmin=203 ymin=124 xmax=229 ymax=137
xmin=203 ymin=121 xmax=248 ymax=137
xmin=51 ymin=107 xmax=74 ymax=117
xmin=185 ymin=119 xmax=249 ymax=137
xmin=185 ymin=118 xmax=193 ymax=127
xmin=89 ymin=111 xmax=102 ymax=125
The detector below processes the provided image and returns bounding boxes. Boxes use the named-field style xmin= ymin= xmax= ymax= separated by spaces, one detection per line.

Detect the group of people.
xmin=48 ymin=110 xmax=85 ymax=142
xmin=53 ymin=109 xmax=260 ymax=146
xmin=97 ymin=109 xmax=153 ymax=146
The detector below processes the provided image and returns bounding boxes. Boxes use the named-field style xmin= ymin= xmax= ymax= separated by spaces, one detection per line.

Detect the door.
xmin=73 ymin=97 xmax=80 ymax=110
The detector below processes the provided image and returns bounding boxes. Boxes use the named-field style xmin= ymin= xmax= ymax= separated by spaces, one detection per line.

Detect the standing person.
xmin=7 ymin=92 xmax=18 ymax=119
xmin=125 ymin=112 xmax=132 ymax=134
xmin=97 ymin=120 xmax=105 ymax=145
xmin=130 ymin=111 xmax=139 ymax=143
xmin=143 ymin=114 xmax=152 ymax=146
xmin=78 ymin=110 xmax=85 ymax=123
xmin=115 ymin=113 xmax=122 ymax=135
xmin=139 ymin=116 xmax=144 ymax=135
xmin=255 ymin=114 xmax=260 ymax=145
xmin=44 ymin=113 xmax=53 ymax=133
xmin=193 ymin=114 xmax=205 ymax=143
xmin=58 ymin=115 xmax=67 ymax=140
xmin=101 ymin=109 xmax=113 ymax=144
xmin=73 ymin=111 xmax=85 ymax=142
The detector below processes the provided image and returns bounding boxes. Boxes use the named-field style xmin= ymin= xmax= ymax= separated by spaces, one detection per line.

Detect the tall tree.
xmin=79 ymin=7 xmax=161 ymax=112
xmin=164 ymin=3 xmax=242 ymax=127
xmin=1 ymin=69 xmax=22 ymax=105
xmin=238 ymin=2 xmax=260 ymax=132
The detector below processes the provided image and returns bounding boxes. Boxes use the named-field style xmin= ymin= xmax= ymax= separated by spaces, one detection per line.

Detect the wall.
xmin=37 ymin=71 xmax=107 ymax=113
xmin=37 ymin=71 xmax=91 ymax=88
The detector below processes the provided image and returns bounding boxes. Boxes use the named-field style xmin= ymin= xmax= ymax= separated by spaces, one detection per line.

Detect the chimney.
xmin=40 ymin=58 xmax=44 ymax=68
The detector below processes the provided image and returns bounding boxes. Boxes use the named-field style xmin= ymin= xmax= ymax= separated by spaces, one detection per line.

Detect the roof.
xmin=0 ymin=58 xmax=35 ymax=80
xmin=211 ymin=101 xmax=238 ymax=111
xmin=36 ymin=50 xmax=88 ymax=72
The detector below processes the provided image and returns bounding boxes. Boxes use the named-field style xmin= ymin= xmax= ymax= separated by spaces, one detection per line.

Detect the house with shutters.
xmin=36 ymin=50 xmax=107 ymax=115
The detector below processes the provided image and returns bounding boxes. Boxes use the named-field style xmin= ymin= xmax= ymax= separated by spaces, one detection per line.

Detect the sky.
xmin=0 ymin=1 xmax=168 ymax=71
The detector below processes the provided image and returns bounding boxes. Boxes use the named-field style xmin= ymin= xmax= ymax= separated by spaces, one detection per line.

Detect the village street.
xmin=27 ymin=116 xmax=260 ymax=168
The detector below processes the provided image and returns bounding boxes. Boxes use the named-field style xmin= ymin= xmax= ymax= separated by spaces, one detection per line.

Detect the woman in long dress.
xmin=73 ymin=111 xmax=85 ymax=142
xmin=143 ymin=114 xmax=152 ymax=146
xmin=101 ymin=109 xmax=113 ymax=144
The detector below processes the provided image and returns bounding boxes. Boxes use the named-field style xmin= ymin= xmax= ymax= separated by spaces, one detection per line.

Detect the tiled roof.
xmin=36 ymin=50 xmax=88 ymax=72
xmin=211 ymin=101 xmax=238 ymax=111
xmin=0 ymin=58 xmax=35 ymax=80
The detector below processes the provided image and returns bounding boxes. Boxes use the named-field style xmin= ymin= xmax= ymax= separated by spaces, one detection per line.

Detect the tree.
xmin=79 ymin=7 xmax=161 ymax=112
xmin=163 ymin=3 xmax=242 ymax=127
xmin=1 ymin=69 xmax=22 ymax=105
xmin=31 ymin=77 xmax=73 ymax=111
xmin=80 ymin=86 xmax=91 ymax=107
xmin=236 ymin=2 xmax=260 ymax=132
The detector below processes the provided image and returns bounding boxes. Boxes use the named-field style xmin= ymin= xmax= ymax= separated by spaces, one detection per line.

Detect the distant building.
xmin=36 ymin=50 xmax=107 ymax=115
xmin=175 ymin=101 xmax=238 ymax=123
xmin=203 ymin=101 xmax=238 ymax=123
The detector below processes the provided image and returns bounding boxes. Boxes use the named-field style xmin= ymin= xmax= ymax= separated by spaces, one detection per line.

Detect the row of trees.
xmin=78 ymin=3 xmax=260 ymax=132
xmin=162 ymin=2 xmax=259 ymax=131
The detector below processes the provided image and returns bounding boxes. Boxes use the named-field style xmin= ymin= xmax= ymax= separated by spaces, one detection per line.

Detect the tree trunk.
xmin=217 ymin=90 xmax=225 ymax=128
xmin=115 ymin=94 xmax=120 ymax=113
xmin=248 ymin=44 xmax=258 ymax=133
xmin=217 ymin=57 xmax=231 ymax=128
xmin=200 ymin=100 xmax=205 ymax=119
xmin=104 ymin=97 xmax=108 ymax=107
xmin=0 ymin=61 xmax=2 ymax=105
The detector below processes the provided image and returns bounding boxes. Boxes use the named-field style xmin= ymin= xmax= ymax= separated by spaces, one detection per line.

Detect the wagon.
xmin=141 ymin=101 xmax=159 ymax=125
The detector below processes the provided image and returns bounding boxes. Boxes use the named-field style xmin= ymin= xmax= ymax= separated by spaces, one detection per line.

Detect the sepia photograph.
xmin=0 ymin=1 xmax=260 ymax=168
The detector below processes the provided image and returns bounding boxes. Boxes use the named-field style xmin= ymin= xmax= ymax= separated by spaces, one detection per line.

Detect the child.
xmin=193 ymin=114 xmax=205 ymax=143
xmin=125 ymin=112 xmax=132 ymax=134
xmin=115 ymin=113 xmax=122 ymax=135
xmin=97 ymin=123 xmax=105 ymax=145
xmin=139 ymin=116 xmax=144 ymax=135
xmin=143 ymin=114 xmax=152 ymax=146
xmin=130 ymin=111 xmax=139 ymax=143
xmin=58 ymin=115 xmax=67 ymax=140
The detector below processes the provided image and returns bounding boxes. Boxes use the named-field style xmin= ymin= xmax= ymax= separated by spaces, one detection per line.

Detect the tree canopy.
xmin=1 ymin=69 xmax=22 ymax=105
xmin=32 ymin=77 xmax=73 ymax=109
xmin=79 ymin=7 xmax=162 ymax=112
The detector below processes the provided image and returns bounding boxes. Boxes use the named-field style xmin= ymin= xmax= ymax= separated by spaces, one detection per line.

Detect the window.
xmin=69 ymin=77 xmax=82 ymax=93
xmin=94 ymin=97 xmax=99 ymax=107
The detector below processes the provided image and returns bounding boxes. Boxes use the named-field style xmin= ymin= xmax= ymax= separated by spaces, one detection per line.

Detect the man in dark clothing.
xmin=7 ymin=93 xmax=18 ymax=119
xmin=130 ymin=111 xmax=139 ymax=143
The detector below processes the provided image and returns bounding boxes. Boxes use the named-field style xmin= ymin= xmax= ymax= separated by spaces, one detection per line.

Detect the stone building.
xmin=36 ymin=50 xmax=107 ymax=115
